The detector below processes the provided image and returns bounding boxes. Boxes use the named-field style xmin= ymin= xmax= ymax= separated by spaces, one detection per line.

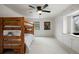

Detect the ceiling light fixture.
xmin=29 ymin=4 xmax=51 ymax=15
xmin=37 ymin=10 xmax=42 ymax=15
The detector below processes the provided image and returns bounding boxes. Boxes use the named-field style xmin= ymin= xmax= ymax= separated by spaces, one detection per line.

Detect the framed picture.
xmin=34 ymin=21 xmax=40 ymax=30
xmin=44 ymin=22 xmax=50 ymax=30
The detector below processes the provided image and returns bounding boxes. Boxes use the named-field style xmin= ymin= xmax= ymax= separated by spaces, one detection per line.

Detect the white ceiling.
xmin=4 ymin=4 xmax=71 ymax=18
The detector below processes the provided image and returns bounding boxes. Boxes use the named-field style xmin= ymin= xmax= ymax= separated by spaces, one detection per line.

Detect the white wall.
xmin=55 ymin=4 xmax=79 ymax=39
xmin=0 ymin=5 xmax=23 ymax=17
xmin=28 ymin=18 xmax=55 ymax=37
xmin=55 ymin=4 xmax=79 ymax=53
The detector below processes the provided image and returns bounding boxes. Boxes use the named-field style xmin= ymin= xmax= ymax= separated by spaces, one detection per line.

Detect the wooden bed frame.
xmin=0 ymin=17 xmax=26 ymax=54
xmin=24 ymin=20 xmax=34 ymax=34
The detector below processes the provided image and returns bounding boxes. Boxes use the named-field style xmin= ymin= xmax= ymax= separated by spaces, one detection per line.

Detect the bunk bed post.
xmin=31 ymin=23 xmax=34 ymax=34
xmin=0 ymin=17 xmax=3 ymax=53
xmin=20 ymin=17 xmax=25 ymax=53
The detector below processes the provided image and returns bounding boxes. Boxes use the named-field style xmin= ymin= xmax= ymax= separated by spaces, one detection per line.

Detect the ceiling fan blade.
xmin=42 ymin=10 xmax=51 ymax=13
xmin=29 ymin=5 xmax=35 ymax=9
xmin=43 ymin=4 xmax=48 ymax=9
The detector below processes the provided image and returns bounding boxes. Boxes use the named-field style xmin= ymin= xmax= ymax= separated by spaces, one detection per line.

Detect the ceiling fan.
xmin=29 ymin=4 xmax=51 ymax=15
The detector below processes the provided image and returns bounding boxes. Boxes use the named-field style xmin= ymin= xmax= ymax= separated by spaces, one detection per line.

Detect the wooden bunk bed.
xmin=24 ymin=20 xmax=34 ymax=34
xmin=0 ymin=17 xmax=26 ymax=54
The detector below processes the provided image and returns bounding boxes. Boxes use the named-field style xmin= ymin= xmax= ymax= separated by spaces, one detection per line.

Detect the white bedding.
xmin=24 ymin=34 xmax=34 ymax=49
xmin=4 ymin=30 xmax=21 ymax=36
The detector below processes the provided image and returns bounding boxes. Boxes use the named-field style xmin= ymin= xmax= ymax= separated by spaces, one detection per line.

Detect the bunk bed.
xmin=24 ymin=20 xmax=34 ymax=34
xmin=24 ymin=20 xmax=34 ymax=49
xmin=0 ymin=17 xmax=34 ymax=54
xmin=0 ymin=17 xmax=26 ymax=54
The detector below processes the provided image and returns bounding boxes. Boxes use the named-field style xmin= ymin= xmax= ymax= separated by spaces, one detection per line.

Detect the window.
xmin=34 ymin=21 xmax=40 ymax=30
xmin=73 ymin=15 xmax=79 ymax=33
